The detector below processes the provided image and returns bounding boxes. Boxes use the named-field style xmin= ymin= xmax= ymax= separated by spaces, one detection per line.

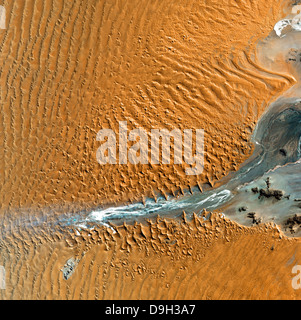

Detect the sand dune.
xmin=0 ymin=0 xmax=293 ymax=212
xmin=0 ymin=0 xmax=300 ymax=300
xmin=0 ymin=213 xmax=300 ymax=300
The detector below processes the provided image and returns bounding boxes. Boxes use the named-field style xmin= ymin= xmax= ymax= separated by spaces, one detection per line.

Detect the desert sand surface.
xmin=0 ymin=0 xmax=301 ymax=300
xmin=0 ymin=213 xmax=301 ymax=299
xmin=0 ymin=0 xmax=294 ymax=211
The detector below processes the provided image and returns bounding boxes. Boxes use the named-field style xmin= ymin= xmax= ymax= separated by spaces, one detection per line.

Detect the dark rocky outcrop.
xmin=251 ymin=187 xmax=259 ymax=194
xmin=257 ymin=177 xmax=284 ymax=200
xmin=285 ymin=214 xmax=301 ymax=233
xmin=279 ymin=148 xmax=287 ymax=157
xmin=247 ymin=212 xmax=262 ymax=225
xmin=258 ymin=188 xmax=283 ymax=200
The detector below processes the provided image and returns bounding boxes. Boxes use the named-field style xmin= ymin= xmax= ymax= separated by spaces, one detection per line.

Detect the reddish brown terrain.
xmin=0 ymin=0 xmax=300 ymax=300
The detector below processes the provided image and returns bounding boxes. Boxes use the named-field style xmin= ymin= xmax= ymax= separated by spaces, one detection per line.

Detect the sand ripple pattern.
xmin=0 ymin=0 xmax=300 ymax=300
xmin=0 ymin=0 xmax=293 ymax=213
xmin=0 ymin=212 xmax=301 ymax=299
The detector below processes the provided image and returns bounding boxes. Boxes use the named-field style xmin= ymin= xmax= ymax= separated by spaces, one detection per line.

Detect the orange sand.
xmin=0 ymin=213 xmax=301 ymax=300
xmin=0 ymin=0 xmax=294 ymax=211
xmin=0 ymin=0 xmax=300 ymax=300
